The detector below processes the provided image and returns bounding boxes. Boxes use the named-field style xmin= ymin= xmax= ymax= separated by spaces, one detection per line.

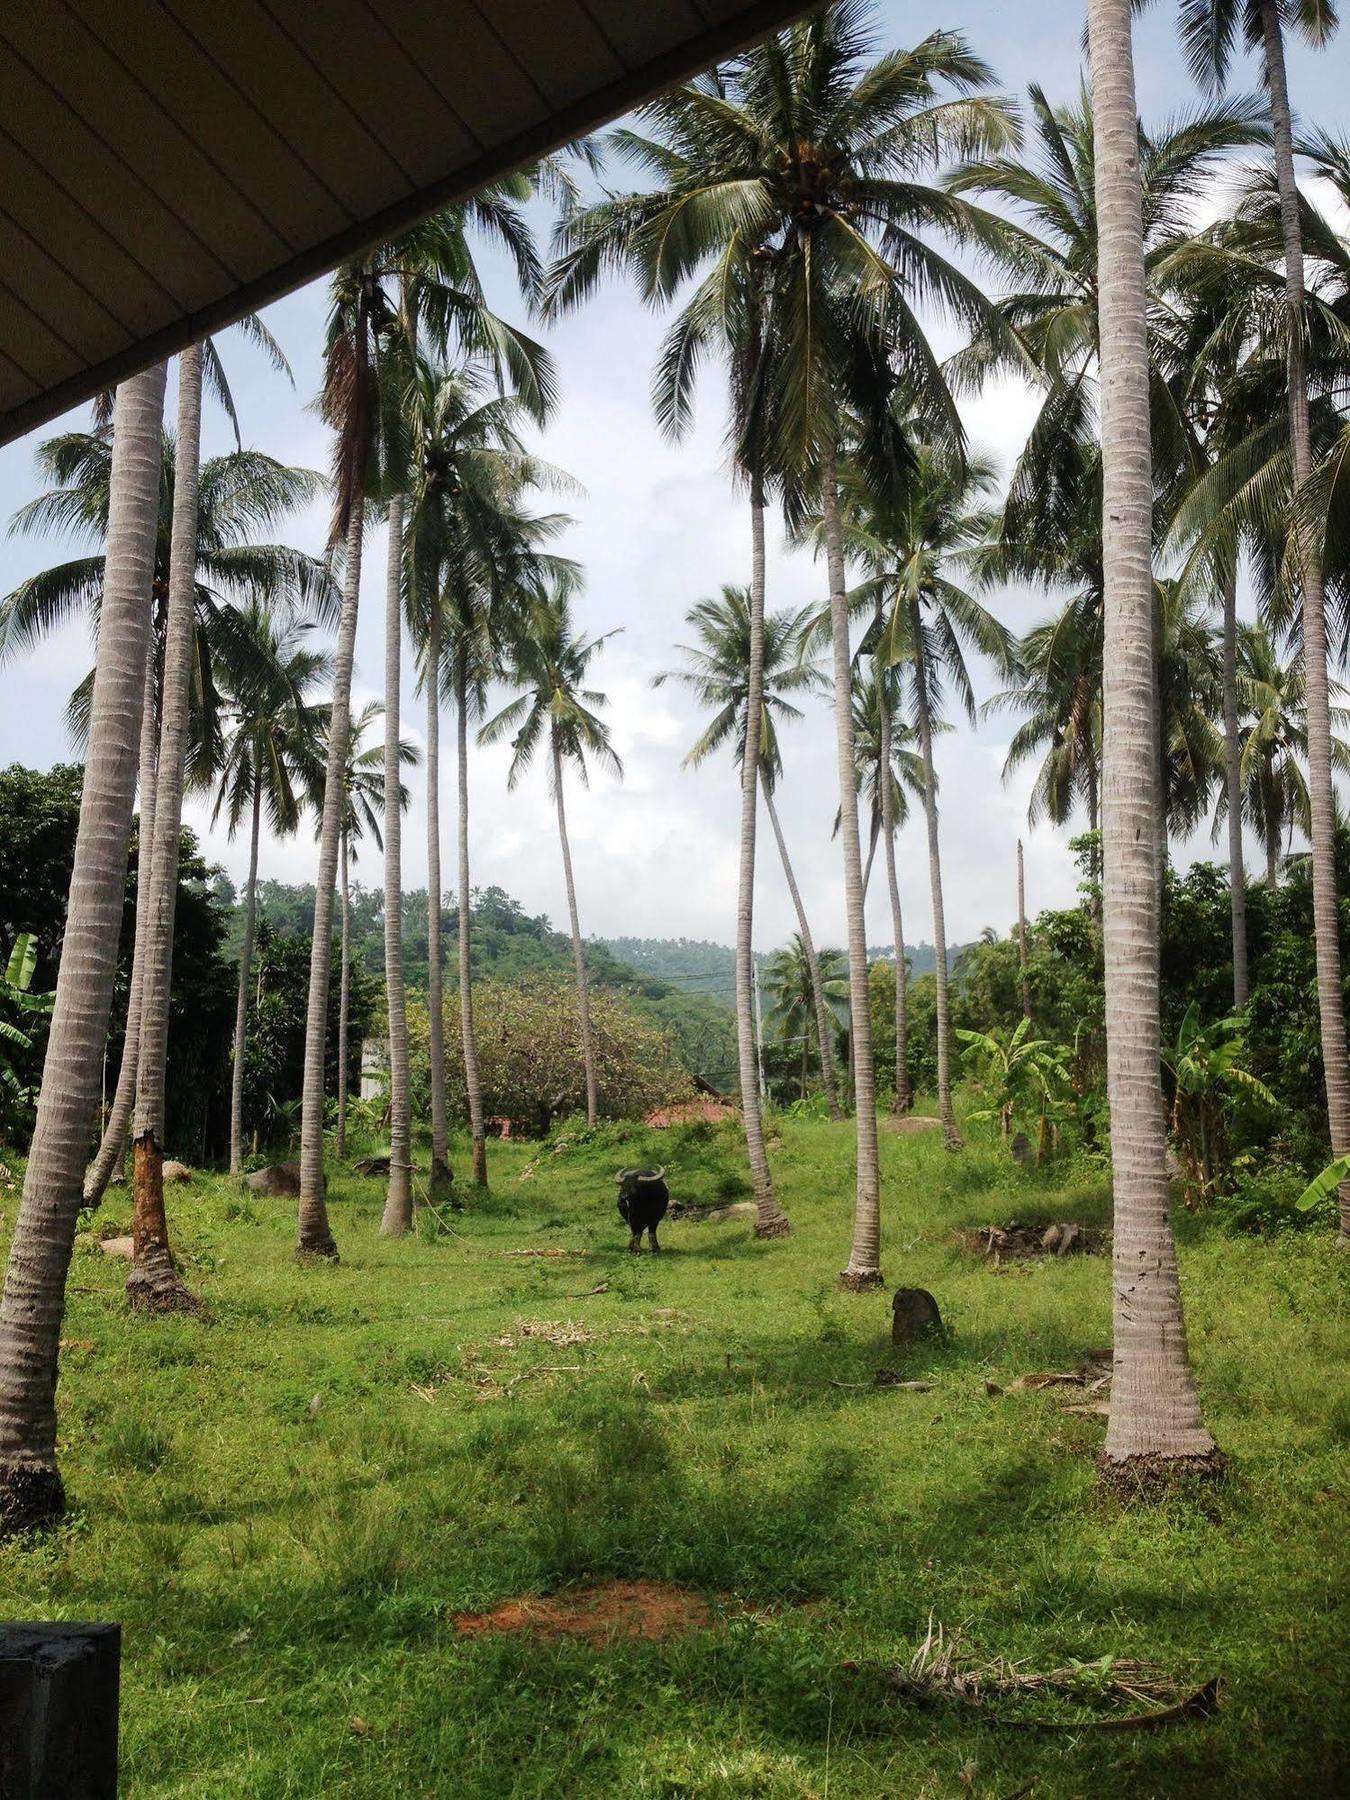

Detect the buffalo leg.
xmin=628 ymin=1231 xmax=642 ymax=1254
xmin=648 ymin=1226 xmax=660 ymax=1254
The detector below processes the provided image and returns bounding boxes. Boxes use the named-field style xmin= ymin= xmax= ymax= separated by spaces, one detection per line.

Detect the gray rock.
xmin=243 ymin=1162 xmax=302 ymax=1197
xmin=1010 ymin=1131 xmax=1034 ymax=1165
xmin=891 ymin=1287 xmax=943 ymax=1345
xmin=161 ymin=1160 xmax=192 ymax=1184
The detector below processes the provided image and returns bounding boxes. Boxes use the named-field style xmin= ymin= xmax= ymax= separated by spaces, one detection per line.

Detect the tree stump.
xmin=0 ymin=1623 xmax=119 ymax=1798
xmin=891 ymin=1288 xmax=942 ymax=1345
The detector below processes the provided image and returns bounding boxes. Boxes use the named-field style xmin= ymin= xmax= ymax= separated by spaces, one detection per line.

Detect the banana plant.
xmin=956 ymin=1016 xmax=1071 ymax=1159
xmin=1162 ymin=1003 xmax=1276 ymax=1203
xmin=0 ymin=934 xmax=53 ymax=1137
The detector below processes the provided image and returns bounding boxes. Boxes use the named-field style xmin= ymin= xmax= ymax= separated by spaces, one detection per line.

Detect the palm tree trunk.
xmin=455 ymin=641 xmax=488 ymax=1187
xmin=1220 ymin=563 xmax=1249 ymax=1008
xmin=822 ymin=445 xmax=881 ymax=1288
xmin=1088 ymin=0 xmax=1220 ymax=1483
xmin=0 ymin=362 xmax=166 ymax=1531
xmin=552 ymin=734 xmax=601 ymax=1129
xmin=1259 ymin=0 xmax=1350 ymax=1240
xmin=877 ymin=661 xmax=910 ymax=1114
xmin=861 ymin=812 xmax=880 ymax=900
xmin=913 ymin=621 xmax=961 ymax=1151
xmin=297 ymin=505 xmax=367 ymax=1259
xmin=739 ymin=488 xmax=789 ymax=1236
xmin=1266 ymin=825 xmax=1279 ymax=890
xmin=228 ymin=782 xmax=262 ymax=1176
xmin=130 ymin=344 xmax=204 ymax=1313
xmin=380 ymin=494 xmax=413 ymax=1235
xmin=761 ymin=775 xmax=842 ymax=1120
xmin=83 ymin=633 xmax=160 ymax=1204
xmin=1017 ymin=838 xmax=1031 ymax=1020
xmin=336 ymin=828 xmax=351 ymax=1159
xmin=425 ymin=605 xmax=452 ymax=1194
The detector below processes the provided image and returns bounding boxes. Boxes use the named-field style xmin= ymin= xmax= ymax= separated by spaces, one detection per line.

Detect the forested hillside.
xmin=243 ymin=882 xmax=739 ymax=1090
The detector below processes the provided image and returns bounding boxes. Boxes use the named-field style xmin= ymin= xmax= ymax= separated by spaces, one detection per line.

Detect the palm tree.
xmin=0 ymin=363 xmax=167 ymax=1531
xmin=321 ymin=701 xmax=416 ymax=1161
xmin=481 ymin=591 xmax=620 ymax=1127
xmin=402 ymin=361 xmax=574 ymax=1189
xmin=1212 ymin=623 xmax=1350 ymax=885
xmin=654 ymin=586 xmax=842 ymax=1123
xmin=5 ymin=431 xmax=332 ymax=1207
xmin=212 ymin=605 xmax=329 ymax=1176
xmin=299 ymin=208 xmax=556 ymax=1254
xmin=1166 ymin=2 xmax=1350 ymax=1230
xmin=550 ymin=8 xmax=1019 ymax=1271
xmin=846 ymin=661 xmax=928 ymax=1110
xmin=766 ymin=937 xmax=849 ymax=1098
xmin=1087 ymin=0 xmax=1222 ymax=1482
xmin=127 ymin=346 xmax=204 ymax=1312
xmin=839 ymin=443 xmax=1012 ymax=1150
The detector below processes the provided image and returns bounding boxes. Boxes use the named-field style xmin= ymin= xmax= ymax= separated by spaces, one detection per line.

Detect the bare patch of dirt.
xmin=881 ymin=1115 xmax=943 ymax=1135
xmin=454 ymin=1580 xmax=716 ymax=1647
xmin=502 ymin=1246 xmax=587 ymax=1259
xmin=495 ymin=1318 xmax=595 ymax=1350
xmin=956 ymin=1220 xmax=1108 ymax=1263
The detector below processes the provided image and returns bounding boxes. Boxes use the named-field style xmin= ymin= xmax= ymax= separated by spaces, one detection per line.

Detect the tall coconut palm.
xmin=481 ymin=591 xmax=620 ymax=1128
xmin=402 ymin=360 xmax=574 ymax=1189
xmin=654 ymin=586 xmax=841 ymax=1123
xmin=1087 ymin=0 xmax=1222 ymax=1482
xmin=0 ymin=363 xmax=167 ymax=1531
xmin=128 ymin=345 xmax=205 ymax=1312
xmin=212 ymin=606 xmax=329 ymax=1175
xmin=300 ymin=208 xmax=555 ymax=1254
xmin=4 ymin=432 xmax=332 ymax=1206
xmin=1164 ymin=5 xmax=1349 ymax=1232
xmin=549 ymin=8 xmax=1019 ymax=1264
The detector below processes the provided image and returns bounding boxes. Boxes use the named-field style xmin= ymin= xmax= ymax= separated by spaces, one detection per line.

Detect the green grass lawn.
xmin=1 ymin=1114 xmax=1345 ymax=1798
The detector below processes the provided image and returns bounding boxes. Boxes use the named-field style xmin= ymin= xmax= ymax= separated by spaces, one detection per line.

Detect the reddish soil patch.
xmin=454 ymin=1580 xmax=714 ymax=1647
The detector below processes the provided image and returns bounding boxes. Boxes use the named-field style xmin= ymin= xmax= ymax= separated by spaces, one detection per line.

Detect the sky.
xmin=0 ymin=3 xmax=1343 ymax=956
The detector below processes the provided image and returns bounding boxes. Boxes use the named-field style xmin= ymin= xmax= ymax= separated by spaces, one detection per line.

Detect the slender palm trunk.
xmin=822 ymin=446 xmax=881 ymax=1287
xmin=762 ymin=776 xmax=842 ymax=1119
xmin=380 ymin=495 xmax=413 ymax=1234
xmin=297 ymin=506 xmax=366 ymax=1259
xmin=455 ymin=641 xmax=488 ymax=1187
xmin=861 ymin=814 xmax=880 ymax=899
xmin=228 ymin=783 xmax=262 ymax=1176
xmin=1018 ymin=838 xmax=1031 ymax=1021
xmin=552 ymin=734 xmax=601 ymax=1129
xmin=913 ymin=623 xmax=961 ymax=1150
xmin=84 ymin=635 xmax=160 ymax=1203
xmin=0 ymin=363 xmax=166 ymax=1530
xmin=1259 ymin=1 xmax=1350 ymax=1239
xmin=738 ymin=490 xmax=789 ymax=1236
xmin=336 ymin=828 xmax=351 ymax=1159
xmin=1220 ymin=564 xmax=1249 ymax=1008
xmin=425 ymin=606 xmax=452 ymax=1193
xmin=130 ymin=344 xmax=204 ymax=1313
xmin=877 ymin=660 xmax=910 ymax=1113
xmin=1088 ymin=0 xmax=1220 ymax=1481
xmin=1266 ymin=825 xmax=1279 ymax=890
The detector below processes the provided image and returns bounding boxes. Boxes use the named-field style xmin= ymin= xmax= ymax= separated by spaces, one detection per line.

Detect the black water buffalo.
xmin=615 ymin=1166 xmax=669 ymax=1253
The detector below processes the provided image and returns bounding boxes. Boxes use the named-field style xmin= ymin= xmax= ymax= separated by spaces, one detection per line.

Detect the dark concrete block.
xmin=0 ymin=1623 xmax=119 ymax=1799
xmin=891 ymin=1287 xmax=943 ymax=1345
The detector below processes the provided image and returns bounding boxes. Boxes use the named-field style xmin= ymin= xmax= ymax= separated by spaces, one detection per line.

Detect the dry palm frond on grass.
xmin=882 ymin=1616 xmax=1220 ymax=1730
